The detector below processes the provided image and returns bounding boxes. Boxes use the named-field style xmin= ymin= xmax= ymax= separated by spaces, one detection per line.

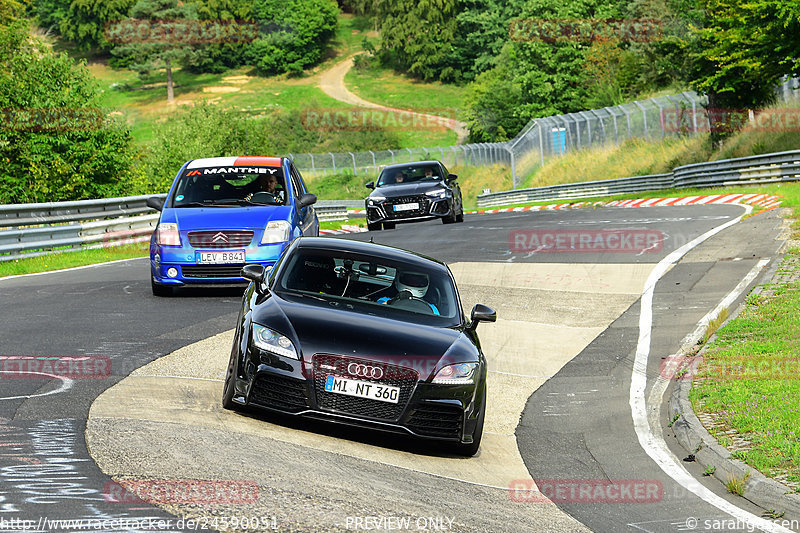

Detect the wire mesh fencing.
xmin=289 ymin=78 xmax=800 ymax=188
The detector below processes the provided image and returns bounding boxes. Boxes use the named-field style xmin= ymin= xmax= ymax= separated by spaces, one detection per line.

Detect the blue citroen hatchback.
xmin=146 ymin=156 xmax=318 ymax=296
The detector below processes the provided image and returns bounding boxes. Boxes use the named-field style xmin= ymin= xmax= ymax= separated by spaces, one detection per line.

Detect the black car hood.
xmin=369 ymin=181 xmax=447 ymax=199
xmin=252 ymin=292 xmax=478 ymax=379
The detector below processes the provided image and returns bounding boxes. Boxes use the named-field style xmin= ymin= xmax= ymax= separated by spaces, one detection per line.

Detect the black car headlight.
xmin=432 ymin=363 xmax=477 ymax=385
xmin=425 ymin=189 xmax=450 ymax=200
xmin=252 ymin=324 xmax=298 ymax=360
xmin=368 ymin=196 xmax=386 ymax=205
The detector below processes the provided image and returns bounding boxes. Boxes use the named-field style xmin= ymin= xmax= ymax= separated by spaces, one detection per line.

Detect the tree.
xmin=110 ymin=0 xmax=199 ymax=103
xmin=687 ymin=0 xmax=800 ymax=142
xmin=247 ymin=0 xmax=338 ymax=75
xmin=0 ymin=17 xmax=139 ymax=203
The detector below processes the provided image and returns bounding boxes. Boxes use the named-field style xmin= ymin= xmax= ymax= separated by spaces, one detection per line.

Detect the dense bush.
xmin=0 ymin=19 xmax=140 ymax=203
xmin=247 ymin=0 xmax=338 ymax=75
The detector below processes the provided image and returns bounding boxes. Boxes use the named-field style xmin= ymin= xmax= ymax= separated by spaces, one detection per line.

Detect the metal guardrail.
xmin=477 ymin=150 xmax=800 ymax=208
xmin=0 ymin=195 xmax=355 ymax=262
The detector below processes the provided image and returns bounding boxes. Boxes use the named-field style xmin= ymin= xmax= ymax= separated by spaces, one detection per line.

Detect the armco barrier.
xmin=0 ymin=195 xmax=354 ymax=262
xmin=477 ymin=150 xmax=800 ymax=208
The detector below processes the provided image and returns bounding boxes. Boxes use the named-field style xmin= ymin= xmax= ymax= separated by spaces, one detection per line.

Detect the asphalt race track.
xmin=0 ymin=204 xmax=792 ymax=532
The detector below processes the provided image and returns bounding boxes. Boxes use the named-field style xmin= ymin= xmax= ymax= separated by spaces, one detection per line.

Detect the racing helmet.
xmin=395 ymin=270 xmax=429 ymax=298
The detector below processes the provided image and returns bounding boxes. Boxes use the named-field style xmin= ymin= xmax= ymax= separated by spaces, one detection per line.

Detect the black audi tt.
xmin=364 ymin=160 xmax=465 ymax=231
xmin=222 ymin=237 xmax=495 ymax=455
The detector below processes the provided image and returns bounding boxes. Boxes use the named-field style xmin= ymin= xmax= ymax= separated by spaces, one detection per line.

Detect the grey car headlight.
xmin=252 ymin=324 xmax=298 ymax=359
xmin=425 ymin=189 xmax=449 ymax=199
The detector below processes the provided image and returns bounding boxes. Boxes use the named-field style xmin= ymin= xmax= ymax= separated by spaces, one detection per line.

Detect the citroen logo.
xmin=211 ymin=232 xmax=229 ymax=243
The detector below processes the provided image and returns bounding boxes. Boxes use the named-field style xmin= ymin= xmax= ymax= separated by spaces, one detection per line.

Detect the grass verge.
xmin=0 ymin=243 xmax=149 ymax=278
xmin=686 ymin=182 xmax=800 ymax=489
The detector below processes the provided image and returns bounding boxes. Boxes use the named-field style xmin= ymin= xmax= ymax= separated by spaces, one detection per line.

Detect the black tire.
xmin=367 ymin=221 xmax=382 ymax=231
xmin=456 ymin=210 xmax=464 ymax=223
xmin=383 ymin=222 xmax=396 ymax=230
xmin=442 ymin=212 xmax=456 ymax=224
xmin=151 ymin=276 xmax=173 ymax=297
xmin=221 ymin=352 xmax=239 ymax=411
xmin=455 ymin=389 xmax=485 ymax=456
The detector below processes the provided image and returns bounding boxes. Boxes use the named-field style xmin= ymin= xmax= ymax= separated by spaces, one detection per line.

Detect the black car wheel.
xmin=455 ymin=388 xmax=485 ymax=456
xmin=151 ymin=276 xmax=173 ymax=297
xmin=456 ymin=209 xmax=464 ymax=223
xmin=222 ymin=351 xmax=239 ymax=411
xmin=367 ymin=221 xmax=382 ymax=231
xmin=442 ymin=210 xmax=457 ymax=224
xmin=383 ymin=222 xmax=396 ymax=230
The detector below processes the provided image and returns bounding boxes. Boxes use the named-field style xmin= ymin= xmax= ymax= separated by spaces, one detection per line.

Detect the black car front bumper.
xmin=232 ymin=350 xmax=483 ymax=444
xmin=366 ymin=194 xmax=454 ymax=224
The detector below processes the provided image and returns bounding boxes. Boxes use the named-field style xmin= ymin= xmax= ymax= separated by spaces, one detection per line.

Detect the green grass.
xmin=689 ymin=242 xmax=800 ymax=487
xmin=0 ymin=243 xmax=149 ymax=278
xmin=345 ymin=62 xmax=467 ymax=116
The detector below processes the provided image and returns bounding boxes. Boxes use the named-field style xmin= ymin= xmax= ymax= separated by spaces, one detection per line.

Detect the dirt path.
xmin=318 ymin=54 xmax=469 ymax=144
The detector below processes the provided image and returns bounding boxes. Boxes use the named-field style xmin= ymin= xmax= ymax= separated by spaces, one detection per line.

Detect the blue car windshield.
xmin=275 ymin=250 xmax=461 ymax=325
xmin=171 ymin=166 xmax=288 ymax=207
xmin=377 ymin=165 xmax=442 ymax=187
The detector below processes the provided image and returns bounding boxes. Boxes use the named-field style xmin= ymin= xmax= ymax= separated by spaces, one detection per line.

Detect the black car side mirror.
xmin=365 ymin=181 xmax=375 ymax=189
xmin=241 ymin=264 xmax=269 ymax=295
xmin=446 ymin=174 xmax=458 ymax=183
xmin=468 ymin=304 xmax=496 ymax=331
xmin=297 ymin=193 xmax=317 ymax=208
xmin=146 ymin=196 xmax=164 ymax=211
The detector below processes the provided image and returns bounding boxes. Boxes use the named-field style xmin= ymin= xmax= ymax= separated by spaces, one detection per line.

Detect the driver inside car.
xmin=245 ymin=174 xmax=283 ymax=203
xmin=377 ymin=271 xmax=440 ymax=315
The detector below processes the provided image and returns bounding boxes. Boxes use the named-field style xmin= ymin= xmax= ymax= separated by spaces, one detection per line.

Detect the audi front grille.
xmin=311 ymin=354 xmax=418 ymax=421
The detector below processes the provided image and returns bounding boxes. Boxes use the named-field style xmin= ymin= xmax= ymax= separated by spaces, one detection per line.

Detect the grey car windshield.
xmin=377 ymin=165 xmax=442 ymax=186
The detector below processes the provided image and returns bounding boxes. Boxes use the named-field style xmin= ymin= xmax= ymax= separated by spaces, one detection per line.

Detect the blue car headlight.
xmin=261 ymin=220 xmax=290 ymax=244
xmin=252 ymin=324 xmax=298 ymax=359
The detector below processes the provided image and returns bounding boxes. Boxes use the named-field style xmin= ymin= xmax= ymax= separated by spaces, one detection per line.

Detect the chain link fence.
xmin=291 ymin=78 xmax=800 ymax=188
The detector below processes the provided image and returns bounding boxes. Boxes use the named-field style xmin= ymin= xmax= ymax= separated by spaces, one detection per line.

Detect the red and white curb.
xmin=320 ymin=224 xmax=368 ymax=235
xmin=467 ymin=194 xmax=782 ymax=215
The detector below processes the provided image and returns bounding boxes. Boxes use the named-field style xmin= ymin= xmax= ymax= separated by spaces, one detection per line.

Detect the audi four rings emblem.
xmin=347 ymin=362 xmax=384 ymax=379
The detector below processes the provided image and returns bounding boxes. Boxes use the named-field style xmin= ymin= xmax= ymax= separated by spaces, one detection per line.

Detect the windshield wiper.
xmin=214 ymin=199 xmax=272 ymax=206
xmin=173 ymin=201 xmax=221 ymax=208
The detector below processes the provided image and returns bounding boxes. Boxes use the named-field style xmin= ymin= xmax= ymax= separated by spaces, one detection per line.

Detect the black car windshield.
xmin=171 ymin=166 xmax=287 ymax=207
xmin=275 ymin=250 xmax=461 ymax=325
xmin=376 ymin=165 xmax=442 ymax=187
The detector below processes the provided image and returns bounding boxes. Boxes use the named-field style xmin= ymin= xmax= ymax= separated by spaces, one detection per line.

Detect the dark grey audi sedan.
xmin=222 ymin=237 xmax=495 ymax=455
xmin=364 ymin=160 xmax=465 ymax=231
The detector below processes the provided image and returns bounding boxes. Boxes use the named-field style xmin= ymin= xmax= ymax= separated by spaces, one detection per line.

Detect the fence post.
xmin=620 ymin=106 xmax=632 ymax=139
xmin=570 ymin=113 xmax=581 ymax=148
xmin=579 ymin=111 xmax=592 ymax=146
xmin=589 ymin=109 xmax=606 ymax=144
xmin=439 ymin=147 xmax=444 ymax=162
xmin=309 ymin=153 xmax=315 ymax=173
xmin=633 ymin=100 xmax=648 ymax=139
xmin=329 ymin=152 xmax=336 ymax=174
xmin=407 ymin=148 xmax=413 ymax=162
xmin=369 ymin=150 xmax=376 ymax=171
xmin=506 ymin=145 xmax=517 ymax=189
xmin=683 ymin=91 xmax=699 ymax=133
xmin=537 ymin=119 xmax=545 ymax=166
xmin=452 ymin=146 xmax=458 ymax=166
xmin=654 ymin=99 xmax=665 ymax=139
xmin=389 ymin=149 xmax=395 ymax=164
xmin=605 ymin=107 xmax=619 ymax=144
xmin=558 ymin=115 xmax=571 ymax=153
xmin=350 ymin=152 xmax=357 ymax=175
